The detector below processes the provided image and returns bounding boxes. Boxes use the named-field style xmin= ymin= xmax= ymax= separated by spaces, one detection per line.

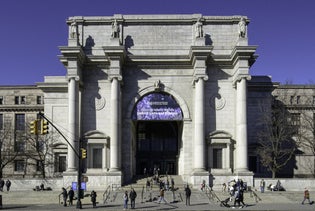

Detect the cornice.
xmin=0 ymin=105 xmax=44 ymax=112
xmin=67 ymin=14 xmax=249 ymax=25
xmin=58 ymin=46 xmax=86 ymax=66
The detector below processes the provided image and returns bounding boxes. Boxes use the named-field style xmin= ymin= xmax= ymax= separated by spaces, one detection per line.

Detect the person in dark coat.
xmin=129 ymin=188 xmax=137 ymax=209
xmin=68 ymin=188 xmax=75 ymax=205
xmin=90 ymin=190 xmax=97 ymax=208
xmin=61 ymin=187 xmax=68 ymax=206
xmin=185 ymin=185 xmax=192 ymax=206
xmin=0 ymin=179 xmax=4 ymax=191
xmin=6 ymin=180 xmax=11 ymax=191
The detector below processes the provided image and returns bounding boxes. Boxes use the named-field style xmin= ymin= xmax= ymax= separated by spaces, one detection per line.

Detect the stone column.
xmin=67 ymin=76 xmax=79 ymax=171
xmin=236 ymin=77 xmax=249 ymax=172
xmin=109 ymin=77 xmax=121 ymax=172
xmin=193 ymin=77 xmax=206 ymax=172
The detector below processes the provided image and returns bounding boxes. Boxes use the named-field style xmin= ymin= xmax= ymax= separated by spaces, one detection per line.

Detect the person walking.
xmin=158 ymin=188 xmax=167 ymax=204
xmin=0 ymin=179 xmax=4 ymax=191
xmin=129 ymin=188 xmax=137 ymax=209
xmin=68 ymin=188 xmax=74 ymax=206
xmin=61 ymin=187 xmax=68 ymax=207
xmin=302 ymin=188 xmax=312 ymax=205
xmin=260 ymin=179 xmax=265 ymax=193
xmin=184 ymin=185 xmax=191 ymax=206
xmin=123 ymin=190 xmax=129 ymax=210
xmin=90 ymin=190 xmax=97 ymax=208
xmin=5 ymin=179 xmax=11 ymax=191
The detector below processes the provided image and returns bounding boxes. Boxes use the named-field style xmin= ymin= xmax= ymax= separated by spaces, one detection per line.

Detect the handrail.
xmin=249 ymin=189 xmax=262 ymax=203
xmin=204 ymin=184 xmax=220 ymax=203
xmin=102 ymin=185 xmax=111 ymax=204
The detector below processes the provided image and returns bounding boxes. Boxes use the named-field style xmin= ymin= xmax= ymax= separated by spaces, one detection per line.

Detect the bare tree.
xmin=295 ymin=108 xmax=315 ymax=177
xmin=257 ymin=97 xmax=299 ymax=178
xmin=22 ymin=122 xmax=57 ymax=179
xmin=0 ymin=118 xmax=19 ymax=178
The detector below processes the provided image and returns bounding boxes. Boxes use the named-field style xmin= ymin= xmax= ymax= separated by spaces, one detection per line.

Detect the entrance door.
xmin=136 ymin=121 xmax=179 ymax=175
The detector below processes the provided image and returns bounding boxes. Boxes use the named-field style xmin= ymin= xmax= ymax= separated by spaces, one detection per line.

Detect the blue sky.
xmin=1 ymin=0 xmax=314 ymax=85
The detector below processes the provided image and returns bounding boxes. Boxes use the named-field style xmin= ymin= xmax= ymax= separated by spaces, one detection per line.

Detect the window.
xmin=15 ymin=114 xmax=25 ymax=131
xmin=0 ymin=96 xmax=3 ymax=105
xmin=37 ymin=161 xmax=43 ymax=172
xmin=15 ymin=140 xmax=25 ymax=152
xmin=213 ymin=148 xmax=222 ymax=168
xmin=14 ymin=160 xmax=25 ymax=172
xmin=15 ymin=96 xmax=26 ymax=104
xmin=0 ymin=114 xmax=3 ymax=130
xmin=92 ymin=148 xmax=102 ymax=168
xmin=313 ymin=96 xmax=315 ymax=105
xmin=36 ymin=96 xmax=42 ymax=104
xmin=290 ymin=96 xmax=294 ymax=105
xmin=56 ymin=155 xmax=67 ymax=172
xmin=288 ymin=113 xmax=301 ymax=134
xmin=21 ymin=96 xmax=26 ymax=104
xmin=15 ymin=96 xmax=19 ymax=104
xmin=37 ymin=140 xmax=45 ymax=152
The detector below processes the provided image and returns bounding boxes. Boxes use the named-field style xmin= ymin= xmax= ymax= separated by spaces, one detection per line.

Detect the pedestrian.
xmin=171 ymin=177 xmax=175 ymax=191
xmin=184 ymin=185 xmax=191 ymax=206
xmin=222 ymin=183 xmax=227 ymax=192
xmin=260 ymin=179 xmax=265 ymax=193
xmin=0 ymin=179 xmax=4 ymax=191
xmin=68 ymin=188 xmax=74 ymax=205
xmin=61 ymin=187 xmax=68 ymax=206
xmin=146 ymin=179 xmax=150 ymax=192
xmin=200 ymin=180 xmax=205 ymax=191
xmin=129 ymin=188 xmax=137 ymax=209
xmin=302 ymin=188 xmax=312 ymax=205
xmin=158 ymin=188 xmax=167 ymax=204
xmin=90 ymin=190 xmax=97 ymax=208
xmin=123 ymin=190 xmax=129 ymax=210
xmin=5 ymin=179 xmax=11 ymax=191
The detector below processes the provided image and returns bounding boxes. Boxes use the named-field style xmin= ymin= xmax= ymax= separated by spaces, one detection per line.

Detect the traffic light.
xmin=81 ymin=148 xmax=87 ymax=159
xmin=30 ymin=120 xmax=39 ymax=135
xmin=41 ymin=120 xmax=49 ymax=135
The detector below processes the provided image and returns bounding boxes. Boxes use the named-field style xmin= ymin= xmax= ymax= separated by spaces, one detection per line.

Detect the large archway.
xmin=132 ymin=92 xmax=183 ymax=175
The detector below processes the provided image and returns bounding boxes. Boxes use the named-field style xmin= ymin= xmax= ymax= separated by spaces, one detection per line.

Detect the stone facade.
xmin=1 ymin=14 xmax=314 ymax=189
xmin=0 ymin=85 xmax=44 ymax=177
xmin=37 ymin=14 xmax=257 ymax=187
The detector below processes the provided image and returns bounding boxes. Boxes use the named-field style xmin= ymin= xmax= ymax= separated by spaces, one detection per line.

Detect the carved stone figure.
xmin=70 ymin=20 xmax=77 ymax=39
xmin=195 ymin=18 xmax=203 ymax=38
xmin=111 ymin=19 xmax=120 ymax=38
xmin=238 ymin=18 xmax=246 ymax=38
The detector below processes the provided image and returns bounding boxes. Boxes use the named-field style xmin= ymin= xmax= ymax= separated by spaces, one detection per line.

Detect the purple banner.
xmin=132 ymin=93 xmax=183 ymax=120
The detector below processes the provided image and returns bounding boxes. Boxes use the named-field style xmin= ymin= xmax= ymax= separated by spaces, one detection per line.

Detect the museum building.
xmin=1 ymin=14 xmax=314 ymax=187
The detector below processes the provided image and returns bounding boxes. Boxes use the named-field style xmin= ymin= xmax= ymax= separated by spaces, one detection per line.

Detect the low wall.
xmin=3 ymin=178 xmax=64 ymax=191
xmin=3 ymin=177 xmax=315 ymax=192
xmin=253 ymin=178 xmax=315 ymax=191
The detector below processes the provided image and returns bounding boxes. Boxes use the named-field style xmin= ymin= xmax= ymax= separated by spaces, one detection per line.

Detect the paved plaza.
xmin=1 ymin=188 xmax=315 ymax=211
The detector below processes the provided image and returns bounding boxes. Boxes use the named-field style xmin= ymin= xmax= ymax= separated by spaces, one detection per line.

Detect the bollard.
xmin=0 ymin=194 xmax=2 ymax=209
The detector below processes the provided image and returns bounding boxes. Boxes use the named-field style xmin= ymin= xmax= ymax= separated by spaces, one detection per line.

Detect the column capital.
xmin=109 ymin=75 xmax=123 ymax=82
xmin=67 ymin=75 xmax=80 ymax=82
xmin=232 ymin=74 xmax=251 ymax=88
xmin=192 ymin=74 xmax=208 ymax=87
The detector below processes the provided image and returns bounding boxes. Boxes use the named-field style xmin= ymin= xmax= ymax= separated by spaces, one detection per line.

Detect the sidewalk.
xmin=1 ymin=189 xmax=315 ymax=210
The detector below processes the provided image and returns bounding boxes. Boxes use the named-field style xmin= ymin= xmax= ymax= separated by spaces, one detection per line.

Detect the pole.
xmin=38 ymin=112 xmax=82 ymax=209
xmin=76 ymin=143 xmax=82 ymax=209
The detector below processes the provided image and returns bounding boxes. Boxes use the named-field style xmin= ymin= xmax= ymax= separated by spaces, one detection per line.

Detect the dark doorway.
xmin=136 ymin=121 xmax=179 ymax=175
